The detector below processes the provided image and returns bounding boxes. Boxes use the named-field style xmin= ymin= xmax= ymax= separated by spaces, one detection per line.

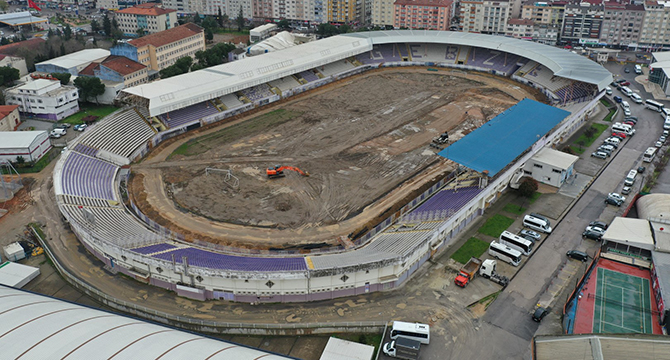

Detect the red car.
xmin=620 ymin=81 xmax=631 ymax=86
xmin=612 ymin=132 xmax=627 ymax=139
xmin=623 ymin=121 xmax=635 ymax=127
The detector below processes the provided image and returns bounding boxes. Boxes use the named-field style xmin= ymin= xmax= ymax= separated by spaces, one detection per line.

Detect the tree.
xmin=236 ymin=6 xmax=244 ymax=31
xmin=0 ymin=37 xmax=8 ymax=46
xmin=60 ymin=43 xmax=66 ymax=56
xmin=0 ymin=0 xmax=8 ymax=12
xmin=91 ymin=19 xmax=100 ymax=33
xmin=63 ymin=25 xmax=72 ymax=41
xmin=278 ymin=19 xmax=290 ymax=30
xmin=51 ymin=72 xmax=71 ymax=85
xmin=0 ymin=66 xmax=18 ymax=86
xmin=205 ymin=28 xmax=213 ymax=41
xmin=136 ymin=28 xmax=146 ymax=37
xmin=584 ymin=126 xmax=597 ymax=140
xmin=222 ymin=13 xmax=229 ymax=30
xmin=217 ymin=8 xmax=224 ymax=27
xmin=338 ymin=24 xmax=351 ymax=34
xmin=193 ymin=12 xmax=201 ymax=24
xmin=175 ymin=56 xmax=193 ymax=73
xmin=74 ymin=76 xmax=105 ymax=104
xmin=202 ymin=16 xmax=217 ymax=30
xmin=316 ymin=23 xmax=339 ymax=37
xmin=103 ymin=15 xmax=111 ymax=36
xmin=518 ymin=177 xmax=539 ymax=199
xmin=48 ymin=45 xmax=55 ymax=59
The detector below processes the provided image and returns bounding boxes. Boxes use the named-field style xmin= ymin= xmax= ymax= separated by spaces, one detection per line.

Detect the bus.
xmin=390 ymin=321 xmax=430 ymax=344
xmin=643 ymin=147 xmax=658 ymax=162
xmin=489 ymin=241 xmax=522 ymax=267
xmin=661 ymin=108 xmax=670 ymax=120
xmin=646 ymin=99 xmax=664 ymax=112
xmin=499 ymin=231 xmax=534 ymax=255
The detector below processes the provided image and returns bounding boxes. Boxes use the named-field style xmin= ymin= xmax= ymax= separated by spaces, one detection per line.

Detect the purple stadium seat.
xmin=61 ymin=152 xmax=117 ymax=200
xmin=161 ymin=102 xmax=220 ymax=129
xmin=412 ymin=186 xmax=482 ymax=218
xmin=152 ymin=247 xmax=307 ymax=272
xmin=132 ymin=243 xmax=177 ymax=254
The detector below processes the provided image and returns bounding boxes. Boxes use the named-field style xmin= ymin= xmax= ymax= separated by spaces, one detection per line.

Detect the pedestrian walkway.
xmin=635 ymin=75 xmax=668 ymax=100
xmin=558 ymin=173 xmax=593 ymax=198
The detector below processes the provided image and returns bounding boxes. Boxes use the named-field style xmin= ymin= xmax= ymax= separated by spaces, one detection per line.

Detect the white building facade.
xmin=0 ymin=131 xmax=51 ymax=164
xmin=460 ymin=0 xmax=512 ymax=35
xmin=523 ymin=147 xmax=578 ymax=188
xmin=4 ymin=79 xmax=79 ymax=121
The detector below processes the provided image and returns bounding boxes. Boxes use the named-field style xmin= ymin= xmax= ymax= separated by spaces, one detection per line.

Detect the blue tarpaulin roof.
xmin=438 ymin=99 xmax=570 ymax=177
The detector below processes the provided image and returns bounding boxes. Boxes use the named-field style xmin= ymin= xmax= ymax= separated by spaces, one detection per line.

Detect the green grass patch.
xmin=570 ymin=123 xmax=609 ymax=153
xmin=603 ymin=108 xmax=616 ymax=122
xmin=451 ymin=237 xmax=489 ymax=264
xmin=529 ymin=191 xmax=542 ymax=204
xmin=169 ymin=109 xmax=302 ymax=158
xmin=600 ymin=98 xmax=611 ymax=107
xmin=60 ymin=104 xmax=119 ymax=125
xmin=478 ymin=214 xmax=514 ymax=238
xmin=503 ymin=203 xmax=526 ymax=215
xmin=12 ymin=148 xmax=58 ymax=173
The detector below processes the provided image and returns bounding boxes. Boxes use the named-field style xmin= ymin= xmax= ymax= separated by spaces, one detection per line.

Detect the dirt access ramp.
xmin=130 ymin=69 xmax=542 ymax=250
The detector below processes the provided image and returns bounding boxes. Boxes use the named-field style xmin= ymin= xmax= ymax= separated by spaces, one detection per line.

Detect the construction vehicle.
xmin=479 ymin=259 xmax=509 ymax=287
xmin=266 ymin=165 xmax=309 ymax=179
xmin=432 ymin=131 xmax=449 ymax=145
xmin=454 ymin=257 xmax=483 ymax=287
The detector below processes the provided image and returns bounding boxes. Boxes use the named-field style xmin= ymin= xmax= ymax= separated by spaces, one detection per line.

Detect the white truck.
xmin=383 ymin=337 xmax=421 ymax=360
xmin=479 ymin=259 xmax=509 ymax=287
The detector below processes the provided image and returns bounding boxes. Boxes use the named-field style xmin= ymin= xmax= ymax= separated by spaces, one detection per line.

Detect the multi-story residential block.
xmin=111 ymin=23 xmax=205 ymax=73
xmin=460 ymin=0 xmax=512 ymax=34
xmin=560 ymin=1 xmax=604 ymax=45
xmin=521 ymin=0 xmax=565 ymax=26
xmin=79 ymin=56 xmax=148 ymax=88
xmin=393 ymin=0 xmax=452 ymax=30
xmin=532 ymin=23 xmax=560 ymax=45
xmin=115 ymin=3 xmax=179 ymax=37
xmin=372 ymin=0 xmax=396 ymax=26
xmin=640 ymin=1 xmax=670 ymax=49
xmin=5 ymin=79 xmax=79 ymax=121
xmin=328 ymin=0 xmax=358 ymax=23
xmin=600 ymin=2 xmax=644 ymax=47
xmin=160 ymin=0 xmax=205 ymax=14
xmin=507 ymin=18 xmax=534 ymax=38
xmin=251 ymin=0 xmax=323 ymax=22
xmin=97 ymin=0 xmax=152 ymax=11
xmin=0 ymin=105 xmax=20 ymax=131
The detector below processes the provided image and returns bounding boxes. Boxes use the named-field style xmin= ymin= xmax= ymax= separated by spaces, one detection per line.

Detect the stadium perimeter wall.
xmin=53 ymin=41 xmax=606 ymax=303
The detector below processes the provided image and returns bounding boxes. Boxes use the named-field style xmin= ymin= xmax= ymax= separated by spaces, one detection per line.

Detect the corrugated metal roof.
xmin=437 ymin=99 xmax=570 ymax=176
xmin=0 ymin=286 xmax=295 ymax=360
xmin=534 ymin=334 xmax=670 ymax=360
xmin=0 ymin=130 xmax=47 ymax=149
xmin=35 ymin=49 xmax=110 ymax=71
xmin=124 ymin=31 xmax=612 ymax=117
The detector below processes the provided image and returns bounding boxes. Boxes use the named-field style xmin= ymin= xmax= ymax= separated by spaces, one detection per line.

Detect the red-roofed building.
xmin=115 ymin=3 xmax=178 ymax=37
xmin=394 ymin=0 xmax=453 ymax=30
xmin=78 ymin=55 xmax=148 ymax=88
xmin=0 ymin=105 xmax=20 ymax=131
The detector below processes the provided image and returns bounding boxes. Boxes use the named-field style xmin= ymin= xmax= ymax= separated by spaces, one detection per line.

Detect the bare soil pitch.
xmin=131 ymin=69 xmax=541 ymax=249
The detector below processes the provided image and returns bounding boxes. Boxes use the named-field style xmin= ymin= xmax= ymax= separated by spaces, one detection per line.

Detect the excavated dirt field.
xmin=131 ymin=69 xmax=542 ymax=248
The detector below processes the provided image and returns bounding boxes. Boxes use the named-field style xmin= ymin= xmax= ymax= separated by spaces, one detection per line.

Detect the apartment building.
xmin=5 ymin=79 xmax=79 ymax=121
xmin=506 ymin=18 xmax=534 ymax=38
xmin=160 ymin=0 xmax=206 ymax=14
xmin=393 ymin=0 xmax=452 ymax=30
xmin=532 ymin=23 xmax=560 ymax=45
xmin=97 ymin=0 xmax=153 ymax=11
xmin=79 ymin=56 xmax=149 ymax=88
xmin=640 ymin=1 xmax=670 ymax=49
xmin=115 ymin=3 xmax=178 ymax=37
xmin=460 ymin=0 xmax=512 ymax=34
xmin=521 ymin=0 xmax=565 ymax=26
xmin=111 ymin=23 xmax=205 ymax=73
xmin=560 ymin=1 xmax=604 ymax=45
xmin=328 ymin=0 xmax=358 ymax=23
xmin=601 ymin=2 xmax=644 ymax=47
xmin=372 ymin=0 xmax=396 ymax=26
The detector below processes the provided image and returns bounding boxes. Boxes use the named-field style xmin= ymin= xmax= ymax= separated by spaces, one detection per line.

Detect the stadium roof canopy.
xmin=123 ymin=30 xmax=613 ymax=117
xmin=0 ymin=12 xmax=48 ymax=26
xmin=533 ymin=334 xmax=670 ymax=360
xmin=437 ymin=99 xmax=570 ymax=177
xmin=0 ymin=285 xmax=295 ymax=359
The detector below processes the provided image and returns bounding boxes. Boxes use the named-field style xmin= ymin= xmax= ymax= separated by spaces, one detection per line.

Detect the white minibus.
xmin=643 ymin=147 xmax=658 ymax=162
xmin=499 ymin=231 xmax=534 ymax=256
xmin=523 ymin=214 xmax=552 ymax=233
xmin=390 ymin=321 xmax=430 ymax=344
xmin=489 ymin=242 xmax=522 ymax=267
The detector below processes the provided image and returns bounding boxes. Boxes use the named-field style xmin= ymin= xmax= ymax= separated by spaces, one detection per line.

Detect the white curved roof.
xmin=123 ymin=31 xmax=612 ymax=117
xmin=347 ymin=30 xmax=612 ymax=89
xmin=0 ymin=285 xmax=294 ymax=360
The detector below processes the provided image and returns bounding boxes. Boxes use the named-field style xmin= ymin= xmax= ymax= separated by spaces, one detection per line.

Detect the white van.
xmin=664 ymin=117 xmax=670 ymax=130
xmin=624 ymin=169 xmax=638 ymax=186
xmin=523 ymin=214 xmax=552 ymax=234
xmin=630 ymin=93 xmax=643 ymax=104
xmin=621 ymin=101 xmax=630 ymax=110
xmin=635 ymin=65 xmax=642 ymax=74
xmin=620 ymin=87 xmax=633 ymax=97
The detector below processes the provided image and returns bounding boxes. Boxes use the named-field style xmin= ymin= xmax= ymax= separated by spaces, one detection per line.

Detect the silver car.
xmin=591 ymin=151 xmax=607 ymax=159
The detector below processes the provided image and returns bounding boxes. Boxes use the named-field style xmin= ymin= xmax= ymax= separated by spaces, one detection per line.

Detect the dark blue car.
xmin=613 ymin=95 xmax=623 ymax=103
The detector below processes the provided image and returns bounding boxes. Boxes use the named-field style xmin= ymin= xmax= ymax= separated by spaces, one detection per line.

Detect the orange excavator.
xmin=266 ymin=165 xmax=310 ymax=179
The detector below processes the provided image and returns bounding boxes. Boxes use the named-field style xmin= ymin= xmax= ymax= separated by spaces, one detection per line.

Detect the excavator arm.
xmin=266 ymin=165 xmax=309 ymax=178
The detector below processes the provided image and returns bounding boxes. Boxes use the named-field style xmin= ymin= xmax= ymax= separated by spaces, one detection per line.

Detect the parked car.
xmin=661 ymin=136 xmax=667 ymax=143
xmin=589 ymin=220 xmax=608 ymax=230
xmin=49 ymin=132 xmax=62 ymax=139
xmin=567 ymin=250 xmax=589 ymax=262
xmin=622 ymin=186 xmax=632 ymax=195
xmin=624 ymin=67 xmax=630 ymax=73
xmin=74 ymin=124 xmax=87 ymax=131
xmin=519 ymin=229 xmax=541 ymax=242
xmin=612 ymin=132 xmax=627 ymax=140
xmin=606 ymin=87 xmax=613 ymax=95
xmin=616 ymin=79 xmax=627 ymax=84
xmin=638 ymin=166 xmax=646 ymax=174
xmin=613 ymin=96 xmax=623 ymax=103
xmin=582 ymin=230 xmax=603 ymax=241
xmin=597 ymin=146 xmax=612 ymax=156
xmin=656 ymin=141 xmax=664 ymax=148
xmin=623 ymin=121 xmax=635 ymax=127
xmin=55 ymin=123 xmax=70 ymax=129
xmin=623 ymin=108 xmax=632 ymax=116
xmin=532 ymin=307 xmax=549 ymax=322
xmin=620 ymin=81 xmax=631 ymax=86
xmin=584 ymin=225 xmax=606 ymax=235
xmin=605 ymin=192 xmax=625 ymax=206
xmin=591 ymin=151 xmax=608 ymax=159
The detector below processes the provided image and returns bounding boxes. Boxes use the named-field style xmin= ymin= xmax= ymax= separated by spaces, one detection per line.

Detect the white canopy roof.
xmin=0 ymin=12 xmax=47 ymax=26
xmin=124 ymin=31 xmax=612 ymax=117
xmin=0 ymin=131 xmax=46 ymax=149
xmin=36 ymin=49 xmax=110 ymax=72
xmin=0 ymin=285 xmax=294 ymax=360
xmin=602 ymin=217 xmax=654 ymax=251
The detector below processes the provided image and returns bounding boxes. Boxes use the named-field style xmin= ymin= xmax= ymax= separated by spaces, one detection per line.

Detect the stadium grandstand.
xmin=52 ymin=30 xmax=612 ymax=303
xmin=0 ymin=285 xmax=294 ymax=359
